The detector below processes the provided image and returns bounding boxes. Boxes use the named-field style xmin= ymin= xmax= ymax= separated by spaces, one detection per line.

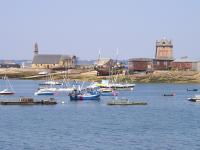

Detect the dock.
xmin=107 ymin=99 xmax=147 ymax=106
xmin=0 ymin=97 xmax=57 ymax=105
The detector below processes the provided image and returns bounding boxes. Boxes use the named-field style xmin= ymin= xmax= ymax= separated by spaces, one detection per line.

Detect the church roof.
xmin=32 ymin=54 xmax=71 ymax=64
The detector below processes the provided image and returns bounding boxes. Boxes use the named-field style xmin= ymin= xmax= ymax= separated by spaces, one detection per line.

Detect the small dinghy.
xmin=163 ymin=93 xmax=175 ymax=96
xmin=187 ymin=88 xmax=198 ymax=92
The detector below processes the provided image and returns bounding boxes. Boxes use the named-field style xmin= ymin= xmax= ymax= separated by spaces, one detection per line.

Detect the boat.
xmin=39 ymin=80 xmax=62 ymax=86
xmin=100 ymin=88 xmax=118 ymax=96
xmin=56 ymin=87 xmax=74 ymax=92
xmin=39 ymin=74 xmax=62 ymax=85
xmin=163 ymin=93 xmax=175 ymax=96
xmin=69 ymin=89 xmax=100 ymax=101
xmin=0 ymin=76 xmax=15 ymax=95
xmin=107 ymin=99 xmax=147 ymax=105
xmin=0 ymin=89 xmax=14 ymax=95
xmin=187 ymin=88 xmax=198 ymax=92
xmin=188 ymin=95 xmax=200 ymax=102
xmin=0 ymin=97 xmax=57 ymax=105
xmin=34 ymin=89 xmax=55 ymax=96
xmin=92 ymin=80 xmax=135 ymax=91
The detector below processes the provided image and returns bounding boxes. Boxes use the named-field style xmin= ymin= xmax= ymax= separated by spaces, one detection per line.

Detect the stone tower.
xmin=155 ymin=39 xmax=173 ymax=59
xmin=34 ymin=42 xmax=39 ymax=55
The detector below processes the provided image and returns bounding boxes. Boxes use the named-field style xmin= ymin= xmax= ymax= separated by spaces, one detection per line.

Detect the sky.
xmin=0 ymin=0 xmax=200 ymax=60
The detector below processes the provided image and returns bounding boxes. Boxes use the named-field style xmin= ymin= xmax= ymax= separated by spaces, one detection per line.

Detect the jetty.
xmin=0 ymin=97 xmax=57 ymax=105
xmin=107 ymin=99 xmax=147 ymax=106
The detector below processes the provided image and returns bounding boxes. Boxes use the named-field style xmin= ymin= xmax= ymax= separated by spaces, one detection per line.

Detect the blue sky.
xmin=0 ymin=0 xmax=199 ymax=60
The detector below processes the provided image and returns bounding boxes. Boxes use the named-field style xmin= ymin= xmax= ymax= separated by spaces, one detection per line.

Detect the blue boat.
xmin=187 ymin=88 xmax=198 ymax=92
xmin=69 ymin=89 xmax=100 ymax=101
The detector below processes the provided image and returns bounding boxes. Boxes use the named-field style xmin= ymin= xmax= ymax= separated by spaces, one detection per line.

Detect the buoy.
xmin=61 ymin=101 xmax=65 ymax=104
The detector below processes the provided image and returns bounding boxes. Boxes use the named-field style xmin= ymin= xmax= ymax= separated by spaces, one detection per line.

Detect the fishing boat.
xmin=188 ymin=95 xmax=200 ymax=102
xmin=0 ymin=76 xmax=15 ymax=95
xmin=107 ymin=99 xmax=147 ymax=106
xmin=187 ymin=88 xmax=198 ymax=92
xmin=69 ymin=89 xmax=100 ymax=101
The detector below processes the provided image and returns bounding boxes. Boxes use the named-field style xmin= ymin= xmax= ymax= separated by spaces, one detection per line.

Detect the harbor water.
xmin=0 ymin=80 xmax=200 ymax=149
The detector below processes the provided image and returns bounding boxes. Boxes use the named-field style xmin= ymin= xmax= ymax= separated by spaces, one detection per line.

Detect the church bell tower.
xmin=34 ymin=42 xmax=39 ymax=55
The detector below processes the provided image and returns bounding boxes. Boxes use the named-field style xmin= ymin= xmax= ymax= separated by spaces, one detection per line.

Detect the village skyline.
xmin=0 ymin=0 xmax=200 ymax=60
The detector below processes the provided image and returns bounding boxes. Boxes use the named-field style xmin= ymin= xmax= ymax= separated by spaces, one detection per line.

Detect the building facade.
xmin=128 ymin=58 xmax=153 ymax=73
xmin=32 ymin=43 xmax=76 ymax=69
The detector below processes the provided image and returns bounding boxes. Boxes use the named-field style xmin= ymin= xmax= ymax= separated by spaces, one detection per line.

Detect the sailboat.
xmin=39 ymin=74 xmax=61 ymax=86
xmin=0 ymin=76 xmax=15 ymax=95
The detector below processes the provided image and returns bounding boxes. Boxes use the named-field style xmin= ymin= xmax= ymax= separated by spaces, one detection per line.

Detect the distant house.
xmin=172 ymin=58 xmax=196 ymax=71
xmin=0 ymin=63 xmax=20 ymax=68
xmin=192 ymin=61 xmax=200 ymax=71
xmin=31 ymin=43 xmax=76 ymax=69
xmin=128 ymin=58 xmax=153 ymax=73
xmin=94 ymin=58 xmax=124 ymax=76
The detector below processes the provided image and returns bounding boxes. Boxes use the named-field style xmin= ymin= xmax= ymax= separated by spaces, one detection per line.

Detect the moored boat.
xmin=0 ymin=89 xmax=14 ymax=95
xmin=163 ymin=93 xmax=175 ymax=96
xmin=107 ymin=99 xmax=147 ymax=106
xmin=100 ymin=88 xmax=118 ymax=96
xmin=92 ymin=80 xmax=135 ymax=91
xmin=188 ymin=95 xmax=200 ymax=102
xmin=69 ymin=89 xmax=100 ymax=101
xmin=187 ymin=88 xmax=198 ymax=92
xmin=0 ymin=76 xmax=15 ymax=95
xmin=34 ymin=89 xmax=55 ymax=96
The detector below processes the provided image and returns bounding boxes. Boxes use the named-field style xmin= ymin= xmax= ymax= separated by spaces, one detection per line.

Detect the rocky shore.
xmin=1 ymin=68 xmax=200 ymax=83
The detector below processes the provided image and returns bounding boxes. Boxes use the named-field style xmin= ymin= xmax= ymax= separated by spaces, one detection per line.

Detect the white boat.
xmin=0 ymin=76 xmax=15 ymax=95
xmin=39 ymin=80 xmax=62 ymax=85
xmin=92 ymin=80 xmax=135 ymax=90
xmin=188 ymin=95 xmax=200 ymax=102
xmin=34 ymin=89 xmax=55 ymax=96
xmin=0 ymin=89 xmax=14 ymax=95
xmin=56 ymin=87 xmax=74 ymax=92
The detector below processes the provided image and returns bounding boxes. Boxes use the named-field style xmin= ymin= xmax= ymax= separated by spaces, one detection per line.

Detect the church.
xmin=32 ymin=43 xmax=76 ymax=69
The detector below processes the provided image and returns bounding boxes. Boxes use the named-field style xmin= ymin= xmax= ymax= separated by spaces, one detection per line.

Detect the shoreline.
xmin=1 ymin=68 xmax=200 ymax=83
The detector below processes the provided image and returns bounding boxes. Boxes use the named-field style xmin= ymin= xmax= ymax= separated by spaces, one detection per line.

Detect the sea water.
xmin=0 ymin=80 xmax=200 ymax=150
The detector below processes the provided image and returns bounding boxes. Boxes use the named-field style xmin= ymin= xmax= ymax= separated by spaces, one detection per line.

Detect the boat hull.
xmin=34 ymin=92 xmax=54 ymax=96
xmin=70 ymin=94 xmax=100 ymax=101
xmin=0 ymin=92 xmax=15 ymax=95
xmin=188 ymin=98 xmax=200 ymax=102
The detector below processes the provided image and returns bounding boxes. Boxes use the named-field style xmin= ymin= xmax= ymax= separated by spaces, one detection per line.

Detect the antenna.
xmin=116 ymin=48 xmax=119 ymax=63
xmin=98 ymin=48 xmax=101 ymax=60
